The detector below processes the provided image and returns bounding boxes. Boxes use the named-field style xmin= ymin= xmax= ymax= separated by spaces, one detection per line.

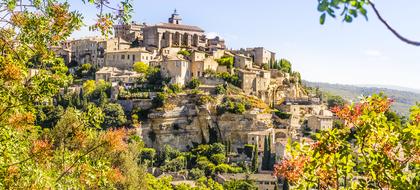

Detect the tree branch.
xmin=369 ymin=1 xmax=420 ymax=46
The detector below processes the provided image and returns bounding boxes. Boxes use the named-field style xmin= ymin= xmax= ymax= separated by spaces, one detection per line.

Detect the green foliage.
xmin=210 ymin=153 xmax=226 ymax=165
xmin=224 ymin=179 xmax=258 ymax=190
xmin=274 ymin=110 xmax=291 ymax=119
xmin=189 ymin=168 xmax=205 ymax=180
xmin=101 ymin=103 xmax=127 ymax=129
xmin=279 ymin=59 xmax=292 ymax=73
xmin=187 ymin=78 xmax=201 ymax=89
xmin=317 ymin=0 xmax=369 ymax=25
xmin=168 ymin=83 xmax=183 ymax=94
xmin=217 ymin=98 xmax=248 ymax=115
xmin=161 ymin=155 xmax=186 ymax=172
xmin=152 ymin=92 xmax=168 ymax=108
xmin=216 ymin=56 xmax=234 ymax=69
xmin=261 ymin=136 xmax=272 ymax=170
xmin=251 ymin=144 xmax=258 ymax=173
xmin=327 ymin=95 xmax=345 ymax=109
xmin=216 ymin=72 xmax=240 ymax=87
xmin=244 ymin=144 xmax=254 ymax=158
xmin=276 ymin=94 xmax=420 ymax=189
xmin=215 ymin=84 xmax=226 ymax=95
xmin=178 ymin=49 xmax=191 ymax=57
xmin=146 ymin=173 xmax=173 ymax=190
xmin=140 ymin=148 xmax=156 ymax=166
xmin=133 ymin=61 xmax=149 ymax=74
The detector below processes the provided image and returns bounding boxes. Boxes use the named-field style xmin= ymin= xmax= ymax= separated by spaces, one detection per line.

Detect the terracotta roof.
xmin=149 ymin=23 xmax=204 ymax=32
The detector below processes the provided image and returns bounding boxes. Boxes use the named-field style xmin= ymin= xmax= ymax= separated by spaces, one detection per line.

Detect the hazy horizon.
xmin=69 ymin=0 xmax=420 ymax=90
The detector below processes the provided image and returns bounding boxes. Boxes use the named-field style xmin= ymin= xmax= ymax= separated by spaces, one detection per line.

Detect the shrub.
xmin=216 ymin=56 xmax=234 ymax=69
xmin=178 ymin=49 xmax=191 ymax=56
xmin=215 ymin=84 xmax=226 ymax=95
xmin=189 ymin=168 xmax=205 ymax=180
xmin=274 ymin=110 xmax=291 ymax=119
xmin=187 ymin=78 xmax=201 ymax=89
xmin=168 ymin=84 xmax=183 ymax=94
xmin=133 ymin=61 xmax=149 ymax=74
xmin=210 ymin=153 xmax=226 ymax=165
xmin=152 ymin=92 xmax=167 ymax=108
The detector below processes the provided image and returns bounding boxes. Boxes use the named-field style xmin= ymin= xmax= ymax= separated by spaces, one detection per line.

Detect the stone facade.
xmin=68 ymin=37 xmax=130 ymax=67
xmin=113 ymin=22 xmax=144 ymax=42
xmin=234 ymin=54 xmax=253 ymax=69
xmin=237 ymin=68 xmax=271 ymax=95
xmin=105 ymin=48 xmax=153 ymax=70
xmin=234 ymin=47 xmax=276 ymax=66
xmin=142 ymin=11 xmax=207 ymax=50
xmin=161 ymin=55 xmax=191 ymax=85
xmin=190 ymin=52 xmax=219 ymax=78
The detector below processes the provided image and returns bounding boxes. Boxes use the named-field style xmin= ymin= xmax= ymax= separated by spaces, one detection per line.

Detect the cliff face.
xmin=141 ymin=94 xmax=274 ymax=151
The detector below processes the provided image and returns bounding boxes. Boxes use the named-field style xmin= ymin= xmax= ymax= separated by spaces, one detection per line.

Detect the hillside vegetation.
xmin=304 ymin=81 xmax=420 ymax=115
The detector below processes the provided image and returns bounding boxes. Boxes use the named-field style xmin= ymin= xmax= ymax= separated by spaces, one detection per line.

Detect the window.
xmin=127 ymin=54 xmax=130 ymax=59
xmin=121 ymin=55 xmax=125 ymax=59
xmin=132 ymin=55 xmax=135 ymax=61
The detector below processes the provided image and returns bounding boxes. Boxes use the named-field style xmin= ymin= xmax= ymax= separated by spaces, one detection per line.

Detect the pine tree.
xmin=262 ymin=136 xmax=271 ymax=170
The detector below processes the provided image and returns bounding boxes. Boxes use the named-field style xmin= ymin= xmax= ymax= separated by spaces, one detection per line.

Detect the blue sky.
xmin=70 ymin=0 xmax=420 ymax=90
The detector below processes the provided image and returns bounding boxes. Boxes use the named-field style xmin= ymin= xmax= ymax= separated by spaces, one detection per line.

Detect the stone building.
xmin=307 ymin=110 xmax=334 ymax=131
xmin=113 ymin=22 xmax=144 ymax=42
xmin=105 ymin=48 xmax=153 ymax=70
xmin=161 ymin=55 xmax=191 ymax=85
xmin=237 ymin=68 xmax=271 ymax=95
xmin=68 ymin=37 xmax=130 ymax=67
xmin=253 ymin=47 xmax=276 ymax=66
xmin=234 ymin=47 xmax=276 ymax=66
xmin=142 ymin=10 xmax=207 ymax=50
xmin=95 ymin=66 xmax=141 ymax=84
xmin=247 ymin=128 xmax=275 ymax=152
xmin=190 ymin=51 xmax=219 ymax=78
xmin=234 ymin=54 xmax=253 ymax=69
xmin=207 ymin=36 xmax=226 ymax=51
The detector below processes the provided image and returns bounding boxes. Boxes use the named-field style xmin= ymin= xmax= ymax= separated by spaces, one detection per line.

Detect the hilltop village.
xmin=51 ymin=11 xmax=336 ymax=189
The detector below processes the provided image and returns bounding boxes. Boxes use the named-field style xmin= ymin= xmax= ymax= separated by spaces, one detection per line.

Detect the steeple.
xmin=168 ymin=9 xmax=182 ymax=24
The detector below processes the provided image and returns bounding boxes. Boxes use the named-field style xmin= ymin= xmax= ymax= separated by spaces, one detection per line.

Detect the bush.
xmin=198 ymin=95 xmax=214 ymax=106
xmin=187 ymin=78 xmax=201 ymax=89
xmin=101 ymin=103 xmax=127 ymax=129
xmin=189 ymin=168 xmax=205 ymax=180
xmin=216 ymin=72 xmax=240 ymax=86
xmin=178 ymin=49 xmax=191 ymax=56
xmin=274 ymin=110 xmax=291 ymax=119
xmin=140 ymin=148 xmax=156 ymax=166
xmin=210 ymin=153 xmax=226 ymax=165
xmin=133 ymin=61 xmax=149 ymax=74
xmin=161 ymin=156 xmax=186 ymax=172
xmin=168 ymin=84 xmax=183 ymax=94
xmin=152 ymin=92 xmax=167 ymax=108
xmin=216 ymin=56 xmax=234 ymax=69
xmin=215 ymin=84 xmax=226 ymax=95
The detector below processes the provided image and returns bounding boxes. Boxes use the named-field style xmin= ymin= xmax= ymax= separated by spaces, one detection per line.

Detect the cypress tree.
xmin=252 ymin=144 xmax=258 ymax=173
xmin=262 ymin=136 xmax=271 ymax=170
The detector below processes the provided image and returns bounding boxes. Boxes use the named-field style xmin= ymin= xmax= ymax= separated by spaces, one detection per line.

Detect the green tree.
xmin=251 ymin=144 xmax=259 ymax=173
xmin=224 ymin=179 xmax=258 ymax=190
xmin=133 ymin=61 xmax=149 ymax=74
xmin=187 ymin=78 xmax=201 ymax=89
xmin=102 ymin=103 xmax=127 ymax=129
xmin=279 ymin=59 xmax=292 ymax=73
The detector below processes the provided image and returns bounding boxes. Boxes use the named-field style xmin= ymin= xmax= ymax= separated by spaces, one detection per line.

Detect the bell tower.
xmin=168 ymin=9 xmax=182 ymax=24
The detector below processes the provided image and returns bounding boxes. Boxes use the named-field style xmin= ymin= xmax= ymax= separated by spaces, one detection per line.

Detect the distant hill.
xmin=304 ymin=81 xmax=420 ymax=115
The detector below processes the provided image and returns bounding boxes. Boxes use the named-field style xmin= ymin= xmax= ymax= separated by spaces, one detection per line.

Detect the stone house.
xmin=216 ymin=173 xmax=278 ymax=190
xmin=190 ymin=51 xmax=219 ymax=78
xmin=161 ymin=55 xmax=191 ymax=86
xmin=234 ymin=54 xmax=252 ymax=69
xmin=105 ymin=48 xmax=153 ymax=70
xmin=307 ymin=110 xmax=334 ymax=132
xmin=237 ymin=69 xmax=271 ymax=95
xmin=68 ymin=37 xmax=130 ymax=67
xmin=233 ymin=47 xmax=276 ymax=66
xmin=247 ymin=128 xmax=275 ymax=153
